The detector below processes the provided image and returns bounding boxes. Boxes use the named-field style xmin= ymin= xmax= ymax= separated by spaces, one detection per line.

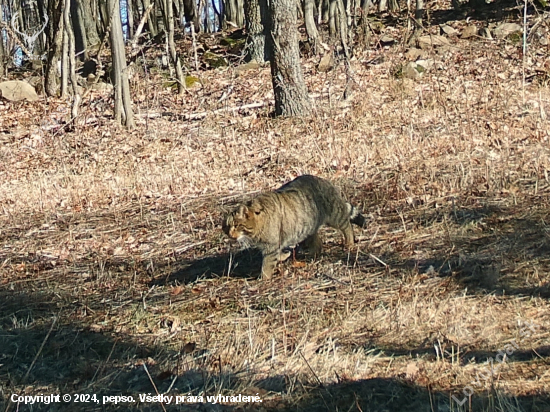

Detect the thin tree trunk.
xmin=127 ymin=0 xmax=135 ymax=38
xmin=63 ymin=0 xmax=81 ymax=119
xmin=337 ymin=0 xmax=349 ymax=58
xmin=143 ymin=0 xmax=158 ymax=36
xmin=164 ymin=0 xmax=185 ymax=94
xmin=268 ymin=0 xmax=311 ymax=116
xmin=0 ymin=23 xmax=5 ymax=77
xmin=303 ymin=0 xmax=319 ymax=54
xmin=328 ymin=0 xmax=337 ymax=37
xmin=61 ymin=15 xmax=69 ymax=97
xmin=415 ymin=0 xmax=423 ymax=28
xmin=108 ymin=0 xmax=136 ymax=129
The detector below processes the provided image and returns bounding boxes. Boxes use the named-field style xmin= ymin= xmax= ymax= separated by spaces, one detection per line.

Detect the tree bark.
xmin=244 ymin=0 xmax=269 ymax=62
xmin=108 ymin=0 xmax=136 ymax=129
xmin=268 ymin=0 xmax=311 ymax=116
xmin=44 ymin=0 xmax=64 ymax=97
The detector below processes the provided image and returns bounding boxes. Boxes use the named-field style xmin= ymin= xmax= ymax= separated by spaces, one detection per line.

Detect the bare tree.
xmin=162 ymin=0 xmax=185 ymax=94
xmin=107 ymin=0 xmax=136 ymax=129
xmin=268 ymin=0 xmax=311 ymax=116
xmin=63 ymin=0 xmax=81 ymax=118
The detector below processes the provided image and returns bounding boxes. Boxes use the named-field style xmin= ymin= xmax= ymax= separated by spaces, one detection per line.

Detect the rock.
xmin=89 ymin=81 xmax=114 ymax=93
xmin=440 ymin=25 xmax=458 ymax=36
xmin=203 ymin=51 xmax=228 ymax=68
xmin=318 ymin=52 xmax=335 ymax=72
xmin=380 ymin=35 xmax=396 ymax=45
xmin=493 ymin=22 xmax=522 ymax=39
xmin=405 ymin=47 xmax=428 ymax=60
xmin=370 ymin=21 xmax=385 ymax=33
xmin=417 ymin=35 xmax=451 ymax=49
xmin=479 ymin=28 xmax=493 ymax=39
xmin=403 ymin=62 xmax=422 ymax=79
xmin=0 ymin=80 xmax=39 ymax=102
xmin=461 ymin=25 xmax=478 ymax=39
xmin=236 ymin=60 xmax=261 ymax=75
xmin=184 ymin=76 xmax=201 ymax=88
xmin=416 ymin=59 xmax=434 ymax=71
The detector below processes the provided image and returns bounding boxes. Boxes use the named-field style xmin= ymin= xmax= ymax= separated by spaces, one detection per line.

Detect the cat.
xmin=223 ymin=175 xmax=365 ymax=279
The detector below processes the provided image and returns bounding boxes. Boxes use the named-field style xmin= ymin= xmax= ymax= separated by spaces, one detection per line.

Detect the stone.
xmin=318 ymin=53 xmax=335 ymax=72
xmin=440 ymin=25 xmax=458 ymax=36
xmin=461 ymin=25 xmax=478 ymax=39
xmin=0 ymin=80 xmax=39 ymax=102
xmin=417 ymin=35 xmax=451 ymax=49
xmin=493 ymin=22 xmax=522 ymax=39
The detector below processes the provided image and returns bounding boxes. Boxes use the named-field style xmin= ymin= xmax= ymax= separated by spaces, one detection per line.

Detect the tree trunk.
xmin=213 ymin=0 xmax=224 ymax=30
xmin=97 ymin=0 xmax=108 ymax=38
xmin=337 ymin=0 xmax=350 ymax=57
xmin=63 ymin=0 xmax=81 ymax=118
xmin=61 ymin=13 xmax=69 ymax=97
xmin=71 ymin=0 xmax=89 ymax=59
xmin=244 ymin=0 xmax=269 ymax=62
xmin=44 ymin=0 xmax=64 ymax=97
xmin=268 ymin=0 xmax=311 ymax=116
xmin=225 ymin=0 xmax=244 ymax=27
xmin=182 ymin=0 xmax=200 ymax=28
xmin=163 ymin=0 xmax=185 ymax=94
xmin=415 ymin=0 xmax=423 ymax=28
xmin=388 ymin=0 xmax=399 ymax=11
xmin=127 ymin=0 xmax=135 ymax=38
xmin=328 ymin=0 xmax=337 ymax=37
xmin=143 ymin=0 xmax=158 ymax=36
xmin=0 ymin=23 xmax=5 ymax=77
xmin=303 ymin=0 xmax=319 ymax=54
xmin=108 ymin=0 xmax=136 ymax=129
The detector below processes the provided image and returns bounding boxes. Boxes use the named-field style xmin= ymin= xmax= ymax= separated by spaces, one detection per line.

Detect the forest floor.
xmin=1 ymin=2 xmax=550 ymax=411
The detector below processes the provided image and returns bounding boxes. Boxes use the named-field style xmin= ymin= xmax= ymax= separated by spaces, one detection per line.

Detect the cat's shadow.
xmin=154 ymin=249 xmax=264 ymax=285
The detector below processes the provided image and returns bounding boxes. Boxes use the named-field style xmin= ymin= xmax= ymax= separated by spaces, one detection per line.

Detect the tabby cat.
xmin=223 ymin=175 xmax=365 ymax=279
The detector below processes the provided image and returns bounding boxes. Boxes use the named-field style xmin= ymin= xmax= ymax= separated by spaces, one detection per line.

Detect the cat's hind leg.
xmin=300 ymin=233 xmax=322 ymax=256
xmin=339 ymin=221 xmax=355 ymax=249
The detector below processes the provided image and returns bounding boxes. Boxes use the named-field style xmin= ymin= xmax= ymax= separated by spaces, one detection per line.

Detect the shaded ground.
xmin=2 ymin=1 xmax=550 ymax=410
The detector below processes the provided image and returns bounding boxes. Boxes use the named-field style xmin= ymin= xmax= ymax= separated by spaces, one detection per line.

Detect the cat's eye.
xmin=254 ymin=211 xmax=261 ymax=215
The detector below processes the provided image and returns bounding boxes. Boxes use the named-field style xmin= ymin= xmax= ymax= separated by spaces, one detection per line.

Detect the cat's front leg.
xmin=260 ymin=249 xmax=282 ymax=280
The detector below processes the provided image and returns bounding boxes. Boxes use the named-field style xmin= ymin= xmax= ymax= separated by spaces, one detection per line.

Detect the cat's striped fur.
xmin=223 ymin=175 xmax=365 ymax=279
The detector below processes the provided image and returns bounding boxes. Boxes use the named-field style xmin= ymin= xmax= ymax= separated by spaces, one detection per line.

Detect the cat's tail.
xmin=347 ymin=203 xmax=366 ymax=227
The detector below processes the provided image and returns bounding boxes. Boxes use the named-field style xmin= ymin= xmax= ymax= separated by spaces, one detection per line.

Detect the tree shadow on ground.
xmin=0 ymin=288 xmax=279 ymax=411
xmin=274 ymin=376 xmax=550 ymax=412
xmin=360 ymin=202 xmax=550 ymax=299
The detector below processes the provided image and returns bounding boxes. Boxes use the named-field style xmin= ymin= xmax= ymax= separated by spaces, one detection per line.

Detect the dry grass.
xmin=1 ymin=7 xmax=550 ymax=412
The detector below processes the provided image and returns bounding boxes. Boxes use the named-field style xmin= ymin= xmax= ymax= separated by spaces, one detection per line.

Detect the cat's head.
xmin=223 ymin=200 xmax=265 ymax=241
